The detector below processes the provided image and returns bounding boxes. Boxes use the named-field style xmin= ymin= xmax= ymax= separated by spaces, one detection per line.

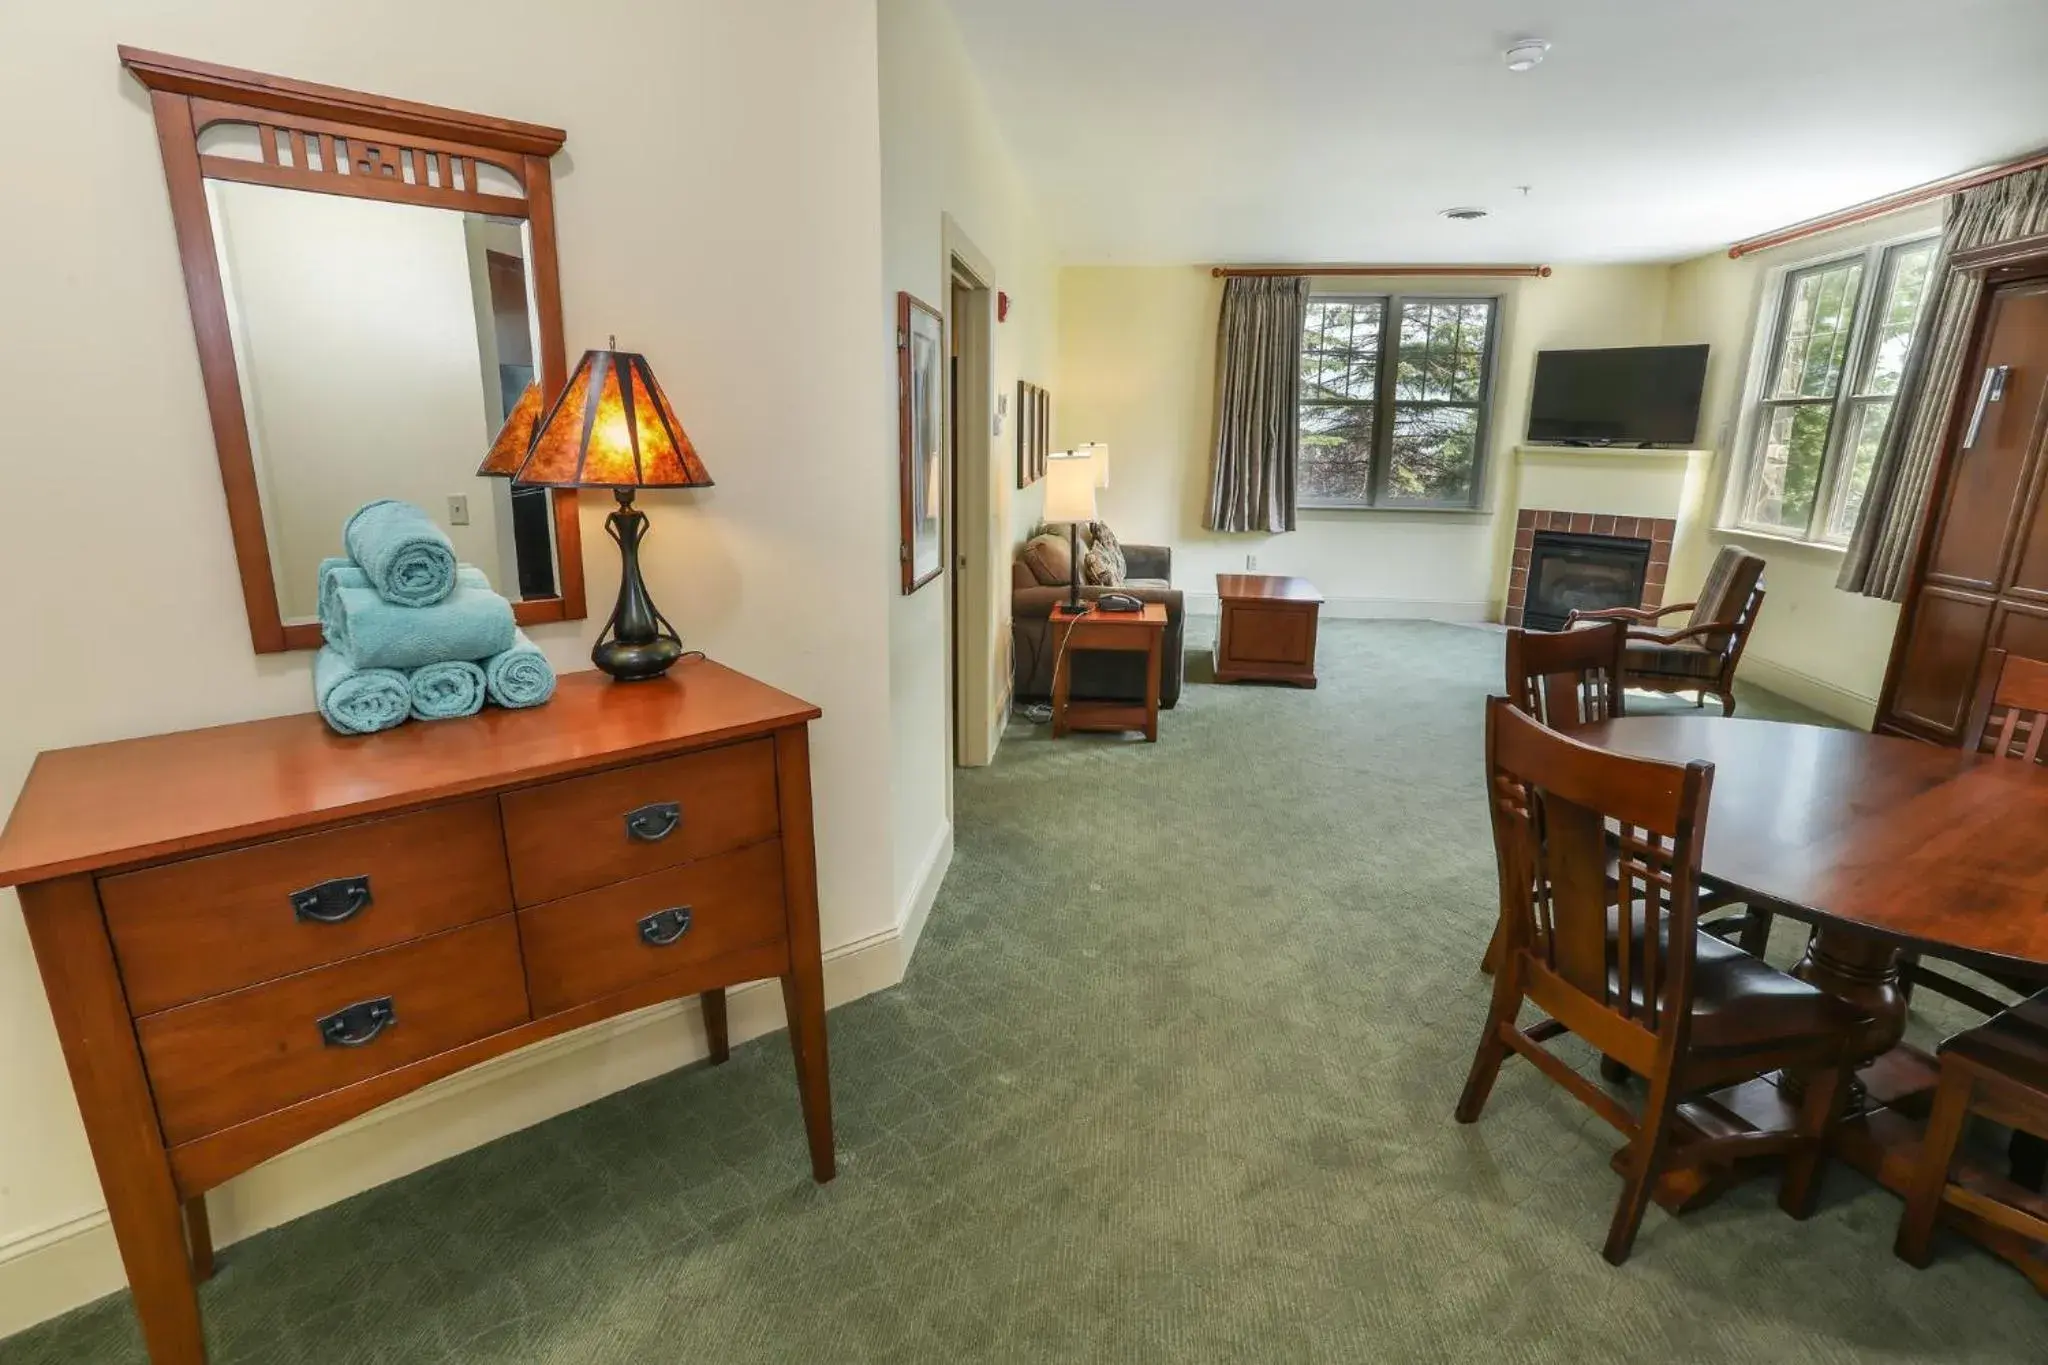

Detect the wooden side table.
xmin=1215 ymin=574 xmax=1323 ymax=687
xmin=1049 ymin=603 xmax=1167 ymax=741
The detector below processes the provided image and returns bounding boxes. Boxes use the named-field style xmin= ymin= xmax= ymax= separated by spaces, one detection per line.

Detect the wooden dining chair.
xmin=1505 ymin=622 xmax=1626 ymax=732
xmin=1895 ymin=987 xmax=2048 ymax=1289
xmin=1897 ymin=649 xmax=2048 ymax=1016
xmin=1457 ymin=698 xmax=1868 ymax=1265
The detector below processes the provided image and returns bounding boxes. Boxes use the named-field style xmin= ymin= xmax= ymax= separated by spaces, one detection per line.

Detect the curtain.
xmin=1838 ymin=167 xmax=2048 ymax=599
xmin=1206 ymin=276 xmax=1308 ymax=533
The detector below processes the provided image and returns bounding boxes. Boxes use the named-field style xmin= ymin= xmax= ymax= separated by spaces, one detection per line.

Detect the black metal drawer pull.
xmin=624 ymin=801 xmax=681 ymax=843
xmin=318 ymin=996 xmax=396 ymax=1048
xmin=638 ymin=906 xmax=694 ymax=947
xmin=290 ymin=875 xmax=373 ymax=925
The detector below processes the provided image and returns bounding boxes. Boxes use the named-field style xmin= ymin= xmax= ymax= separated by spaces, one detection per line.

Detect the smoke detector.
xmin=1504 ymin=39 xmax=1551 ymax=72
xmin=1441 ymin=207 xmax=1489 ymax=222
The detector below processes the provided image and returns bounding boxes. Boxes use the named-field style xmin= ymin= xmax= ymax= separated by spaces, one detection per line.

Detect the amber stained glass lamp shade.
xmin=509 ymin=345 xmax=714 ymax=681
xmin=476 ymin=381 xmax=546 ymax=477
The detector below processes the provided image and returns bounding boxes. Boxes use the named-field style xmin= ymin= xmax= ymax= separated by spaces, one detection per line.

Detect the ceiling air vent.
xmin=1440 ymin=207 xmax=1489 ymax=221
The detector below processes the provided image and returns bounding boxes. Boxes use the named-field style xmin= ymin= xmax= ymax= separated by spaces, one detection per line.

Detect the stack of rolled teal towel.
xmin=313 ymin=499 xmax=557 ymax=735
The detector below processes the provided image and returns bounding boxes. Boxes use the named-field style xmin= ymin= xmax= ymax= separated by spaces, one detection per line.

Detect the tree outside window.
xmin=1299 ymin=296 xmax=1499 ymax=509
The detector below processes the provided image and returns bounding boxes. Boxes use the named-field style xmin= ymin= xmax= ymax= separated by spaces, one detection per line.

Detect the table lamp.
xmin=477 ymin=381 xmax=546 ymax=476
xmin=503 ymin=340 xmax=714 ymax=681
xmin=1076 ymin=441 xmax=1110 ymax=489
xmin=1042 ymin=449 xmax=1100 ymax=616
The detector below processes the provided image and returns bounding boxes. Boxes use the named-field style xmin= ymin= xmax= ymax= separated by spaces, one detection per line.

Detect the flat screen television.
xmin=1526 ymin=344 xmax=1709 ymax=446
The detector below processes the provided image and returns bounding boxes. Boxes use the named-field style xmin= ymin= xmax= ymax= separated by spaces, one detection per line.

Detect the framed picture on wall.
xmin=1017 ymin=380 xmax=1052 ymax=488
xmin=898 ymin=291 xmax=945 ymax=594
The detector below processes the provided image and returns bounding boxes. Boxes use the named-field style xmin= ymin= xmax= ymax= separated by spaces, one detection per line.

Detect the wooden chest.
xmin=0 ymin=661 xmax=831 ymax=1365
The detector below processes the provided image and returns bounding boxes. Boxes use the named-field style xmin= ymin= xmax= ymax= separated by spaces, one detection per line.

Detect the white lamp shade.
xmin=1077 ymin=442 xmax=1110 ymax=488
xmin=1042 ymin=450 xmax=1099 ymax=523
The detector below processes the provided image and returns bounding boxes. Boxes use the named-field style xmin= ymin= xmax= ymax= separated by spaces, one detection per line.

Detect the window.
xmin=1298 ymin=295 xmax=1499 ymax=508
xmin=1731 ymin=236 xmax=1938 ymax=544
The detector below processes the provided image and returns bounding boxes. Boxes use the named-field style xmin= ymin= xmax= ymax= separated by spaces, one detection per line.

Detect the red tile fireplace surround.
xmin=1504 ymin=508 xmax=1676 ymax=629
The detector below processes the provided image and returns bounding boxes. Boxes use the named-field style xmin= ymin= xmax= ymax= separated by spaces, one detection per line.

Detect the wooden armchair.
xmin=1567 ymin=545 xmax=1767 ymax=718
xmin=1457 ymin=699 xmax=1866 ymax=1264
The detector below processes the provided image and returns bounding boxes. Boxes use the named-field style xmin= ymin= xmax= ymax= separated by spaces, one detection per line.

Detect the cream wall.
xmin=1664 ymin=205 xmax=1943 ymax=726
xmin=0 ymin=0 xmax=900 ymax=1334
xmin=878 ymin=0 xmax=1060 ymax=914
xmin=211 ymin=182 xmax=508 ymax=619
xmin=1057 ymin=264 xmax=1672 ymax=617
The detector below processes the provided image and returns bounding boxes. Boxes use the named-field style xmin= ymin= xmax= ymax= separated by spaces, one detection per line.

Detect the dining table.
xmin=1579 ymin=714 xmax=2048 ymax=1285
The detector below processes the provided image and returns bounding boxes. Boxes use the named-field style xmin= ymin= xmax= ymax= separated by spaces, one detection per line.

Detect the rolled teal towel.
xmin=483 ymin=631 xmax=556 ymax=709
xmin=409 ymin=660 xmax=486 ymax=721
xmin=317 ymin=557 xmax=372 ymax=645
xmin=313 ymin=647 xmax=410 ymax=736
xmin=343 ymin=500 xmax=458 ymax=607
xmin=329 ymin=568 xmax=513 ymax=671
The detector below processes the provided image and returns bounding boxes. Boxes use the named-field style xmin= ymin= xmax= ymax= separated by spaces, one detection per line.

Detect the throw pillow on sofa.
xmin=1082 ymin=542 xmax=1124 ymax=587
xmin=1021 ymin=532 xmax=1072 ymax=586
xmin=1088 ymin=521 xmax=1128 ymax=583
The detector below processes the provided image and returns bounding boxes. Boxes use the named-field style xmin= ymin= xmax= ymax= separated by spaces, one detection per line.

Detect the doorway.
xmin=946 ymin=246 xmax=996 ymax=770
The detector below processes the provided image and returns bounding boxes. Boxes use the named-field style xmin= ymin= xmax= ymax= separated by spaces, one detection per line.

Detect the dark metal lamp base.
xmin=593 ymin=488 xmax=685 ymax=683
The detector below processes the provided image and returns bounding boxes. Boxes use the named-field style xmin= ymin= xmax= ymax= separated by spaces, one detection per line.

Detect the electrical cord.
xmin=1022 ymin=609 xmax=1090 ymax=725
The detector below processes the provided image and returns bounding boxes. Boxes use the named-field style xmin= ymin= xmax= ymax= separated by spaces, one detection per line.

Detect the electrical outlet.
xmin=1246 ymin=553 xmax=1257 ymax=570
xmin=447 ymin=495 xmax=470 ymax=526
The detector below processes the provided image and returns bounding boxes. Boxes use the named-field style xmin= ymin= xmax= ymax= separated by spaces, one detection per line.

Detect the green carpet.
xmin=7 ymin=620 xmax=2044 ymax=1363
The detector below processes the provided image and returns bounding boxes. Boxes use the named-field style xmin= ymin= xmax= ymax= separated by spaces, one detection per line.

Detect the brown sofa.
xmin=1012 ymin=540 xmax=1184 ymax=709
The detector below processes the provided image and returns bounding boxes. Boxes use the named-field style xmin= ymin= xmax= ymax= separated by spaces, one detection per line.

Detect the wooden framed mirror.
xmin=123 ymin=47 xmax=586 ymax=653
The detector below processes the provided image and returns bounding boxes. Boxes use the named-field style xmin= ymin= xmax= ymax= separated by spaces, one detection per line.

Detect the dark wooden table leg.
xmin=700 ymin=989 xmax=730 ymax=1065
xmin=22 ymin=877 xmax=208 ymax=1364
xmin=773 ymin=728 xmax=835 ymax=1183
xmin=184 ymin=1197 xmax=215 ymax=1281
xmin=1787 ymin=926 xmax=1909 ymax=1096
xmin=1143 ymin=631 xmax=1161 ymax=743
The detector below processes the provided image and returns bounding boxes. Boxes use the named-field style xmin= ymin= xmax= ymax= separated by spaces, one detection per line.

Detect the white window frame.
xmin=1296 ymin=292 xmax=1502 ymax=511
xmin=1721 ymin=230 xmax=1940 ymax=547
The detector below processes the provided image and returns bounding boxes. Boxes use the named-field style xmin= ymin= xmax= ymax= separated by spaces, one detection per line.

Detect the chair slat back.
xmin=1964 ymin=649 xmax=2048 ymax=764
xmin=1485 ymin=698 xmax=1714 ymax=1041
xmin=1506 ymin=623 xmax=1626 ymax=732
xmin=1688 ymin=548 xmax=1766 ymax=649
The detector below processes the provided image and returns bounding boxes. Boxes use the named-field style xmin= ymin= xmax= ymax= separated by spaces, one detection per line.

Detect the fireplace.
xmin=1523 ymin=532 xmax=1650 ymax=630
xmin=1506 ymin=509 xmax=1676 ymax=629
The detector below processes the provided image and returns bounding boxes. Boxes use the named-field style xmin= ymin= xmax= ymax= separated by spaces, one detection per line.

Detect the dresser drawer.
xmin=101 ymin=800 xmax=512 ymax=1016
xmin=138 ymin=917 xmax=529 ymax=1145
xmin=519 ymin=840 xmax=788 ymax=1015
xmin=500 ymin=739 xmax=779 ymax=905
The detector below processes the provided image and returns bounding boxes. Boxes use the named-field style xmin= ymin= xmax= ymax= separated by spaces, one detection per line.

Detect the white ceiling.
xmin=944 ymin=0 xmax=2048 ymax=265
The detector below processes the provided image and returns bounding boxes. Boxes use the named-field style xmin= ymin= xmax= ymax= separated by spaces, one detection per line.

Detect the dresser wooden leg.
xmin=184 ymin=1197 xmax=215 ymax=1281
xmin=780 ymin=970 xmax=835 ymax=1182
xmin=21 ymin=877 xmax=209 ymax=1364
xmin=700 ymin=989 xmax=730 ymax=1065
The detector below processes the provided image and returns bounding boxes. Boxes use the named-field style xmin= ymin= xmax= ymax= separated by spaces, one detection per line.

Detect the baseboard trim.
xmin=0 ymin=927 xmax=909 ymax=1339
xmin=898 ymin=821 xmax=951 ymax=970
xmin=1183 ymin=593 xmax=1493 ymax=622
xmin=1739 ymin=656 xmax=1879 ymax=729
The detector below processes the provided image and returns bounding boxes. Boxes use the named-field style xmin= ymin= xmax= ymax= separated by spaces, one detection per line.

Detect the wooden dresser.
xmin=0 ymin=661 xmax=831 ymax=1365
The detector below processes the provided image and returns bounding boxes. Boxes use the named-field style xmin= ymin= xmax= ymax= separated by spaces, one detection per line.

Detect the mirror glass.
xmin=204 ymin=179 xmax=560 ymax=624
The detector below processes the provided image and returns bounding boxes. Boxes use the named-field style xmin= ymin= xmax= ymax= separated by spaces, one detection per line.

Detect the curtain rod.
xmin=1210 ymin=263 xmax=1552 ymax=279
xmin=1729 ymin=146 xmax=2048 ymax=259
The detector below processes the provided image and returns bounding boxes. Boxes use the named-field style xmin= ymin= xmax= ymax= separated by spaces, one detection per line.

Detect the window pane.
xmin=1300 ymin=299 xmax=1382 ymax=401
xmin=1824 ymin=398 xmax=1894 ymax=542
xmin=1770 ymin=261 xmax=1863 ymax=400
xmin=1382 ymin=404 xmax=1479 ymax=505
xmin=1298 ymin=402 xmax=1375 ymax=503
xmin=1742 ymin=404 xmax=1834 ymax=532
xmin=1395 ymin=300 xmax=1491 ymax=402
xmin=1859 ymin=242 xmax=1936 ymax=397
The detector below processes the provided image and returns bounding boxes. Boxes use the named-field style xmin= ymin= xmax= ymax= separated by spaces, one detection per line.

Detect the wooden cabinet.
xmin=0 ymin=663 xmax=831 ymax=1365
xmin=1879 ymin=258 xmax=2048 ymax=741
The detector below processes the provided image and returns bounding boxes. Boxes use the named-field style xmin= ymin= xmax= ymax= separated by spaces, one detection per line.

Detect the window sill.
xmin=1297 ymin=503 xmax=1493 ymax=523
xmin=1714 ymin=525 xmax=1849 ymax=557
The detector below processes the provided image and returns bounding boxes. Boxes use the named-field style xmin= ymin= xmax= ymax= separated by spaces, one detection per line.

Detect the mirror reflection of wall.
xmin=206 ymin=181 xmax=557 ymax=623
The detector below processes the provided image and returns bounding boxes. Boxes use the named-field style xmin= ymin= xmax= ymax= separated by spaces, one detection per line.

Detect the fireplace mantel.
xmin=1499 ymin=445 xmax=1712 ymax=626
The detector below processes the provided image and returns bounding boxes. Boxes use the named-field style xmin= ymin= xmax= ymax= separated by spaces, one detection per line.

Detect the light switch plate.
xmin=448 ymin=495 xmax=470 ymax=526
